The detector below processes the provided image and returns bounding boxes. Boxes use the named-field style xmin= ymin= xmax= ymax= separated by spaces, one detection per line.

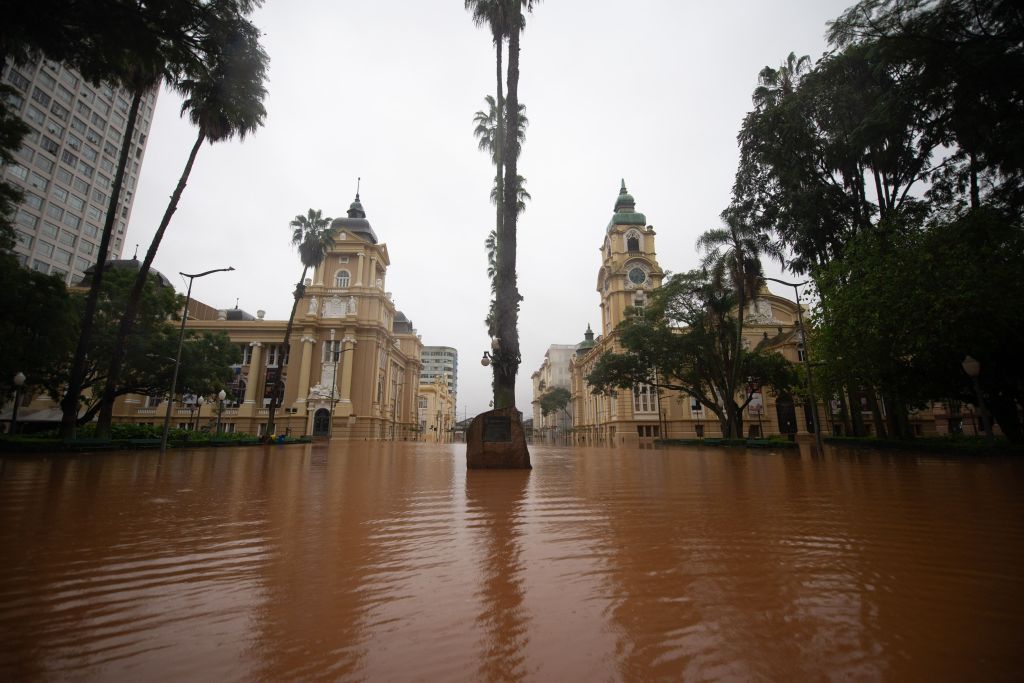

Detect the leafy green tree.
xmin=94 ymin=9 xmax=269 ymax=438
xmin=46 ymin=267 xmax=238 ymax=425
xmin=586 ymin=271 xmax=799 ymax=438
xmin=538 ymin=386 xmax=571 ymax=420
xmin=265 ymin=209 xmax=336 ymax=435
xmin=0 ymin=254 xmax=73 ymax=402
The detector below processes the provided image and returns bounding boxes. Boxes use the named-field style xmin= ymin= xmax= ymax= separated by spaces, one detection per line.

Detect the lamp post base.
xmin=466 ymin=407 xmax=532 ymax=469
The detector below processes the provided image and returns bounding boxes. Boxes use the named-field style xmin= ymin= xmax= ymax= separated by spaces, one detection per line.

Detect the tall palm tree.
xmin=490 ymin=174 xmax=531 ymax=215
xmin=265 ymin=209 xmax=336 ymax=435
xmin=752 ymin=51 xmax=811 ymax=110
xmin=696 ymin=210 xmax=783 ymax=437
xmin=473 ymin=95 xmax=528 ymax=164
xmin=94 ymin=12 xmax=268 ymax=437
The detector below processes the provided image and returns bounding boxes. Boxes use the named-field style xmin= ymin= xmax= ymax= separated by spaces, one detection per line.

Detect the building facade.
xmin=530 ymin=344 xmax=575 ymax=444
xmin=420 ymin=346 xmax=458 ymax=405
xmin=110 ymin=193 xmax=424 ymax=440
xmin=568 ymin=182 xmax=817 ymax=447
xmin=2 ymin=57 xmax=156 ymax=284
xmin=417 ymin=377 xmax=455 ymax=442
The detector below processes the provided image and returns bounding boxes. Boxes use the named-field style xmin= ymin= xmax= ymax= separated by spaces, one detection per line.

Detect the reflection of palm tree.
xmin=465 ymin=470 xmax=531 ymax=681
xmin=266 ymin=209 xmax=335 ymax=434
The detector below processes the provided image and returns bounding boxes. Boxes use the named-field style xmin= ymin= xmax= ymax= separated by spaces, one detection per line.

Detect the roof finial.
xmin=620 ymin=178 xmax=626 ymax=193
xmin=356 ymin=176 xmax=361 ymax=200
xmin=132 ymin=244 xmax=139 ymax=259
xmin=234 ymin=297 xmax=239 ymax=309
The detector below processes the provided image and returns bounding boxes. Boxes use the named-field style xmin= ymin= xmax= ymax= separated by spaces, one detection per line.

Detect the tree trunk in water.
xmin=847 ymin=386 xmax=865 ymax=436
xmin=494 ymin=4 xmax=522 ymax=410
xmin=94 ymin=131 xmax=206 ymax=438
xmin=866 ymin=388 xmax=887 ymax=438
xmin=60 ymin=89 xmax=143 ymax=439
xmin=989 ymin=394 xmax=1022 ymax=443
xmin=266 ymin=266 xmax=309 ymax=436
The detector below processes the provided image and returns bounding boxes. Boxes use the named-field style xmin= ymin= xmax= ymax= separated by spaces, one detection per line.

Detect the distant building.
xmin=531 ymin=344 xmax=575 ymax=444
xmin=2 ymin=56 xmax=157 ymax=285
xmin=420 ymin=346 xmax=458 ymax=404
xmin=417 ymin=376 xmax=454 ymax=442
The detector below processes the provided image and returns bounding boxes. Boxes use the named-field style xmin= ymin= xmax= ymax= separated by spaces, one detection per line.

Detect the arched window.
xmin=335 ymin=270 xmax=350 ymax=288
xmin=626 ymin=235 xmax=640 ymax=252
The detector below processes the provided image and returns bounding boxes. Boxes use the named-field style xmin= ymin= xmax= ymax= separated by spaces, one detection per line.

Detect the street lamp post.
xmin=764 ymin=277 xmax=824 ymax=456
xmin=11 ymin=371 xmax=26 ymax=435
xmin=195 ymin=396 xmax=205 ymax=431
xmin=161 ymin=266 xmax=234 ymax=454
xmin=961 ymin=355 xmax=994 ymax=444
xmin=216 ymin=389 xmax=226 ymax=434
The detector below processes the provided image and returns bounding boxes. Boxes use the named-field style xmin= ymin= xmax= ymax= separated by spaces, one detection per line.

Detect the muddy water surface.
xmin=1 ymin=443 xmax=1022 ymax=681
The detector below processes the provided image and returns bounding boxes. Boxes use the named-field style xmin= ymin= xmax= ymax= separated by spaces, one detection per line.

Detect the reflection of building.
xmin=530 ymin=345 xmax=575 ymax=444
xmin=420 ymin=346 xmax=458 ymax=404
xmin=417 ymin=377 xmax=454 ymax=442
xmin=113 ymin=192 xmax=423 ymax=439
xmin=2 ymin=57 xmax=156 ymax=284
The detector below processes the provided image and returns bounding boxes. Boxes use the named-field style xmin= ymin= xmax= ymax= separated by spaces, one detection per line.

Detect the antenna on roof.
xmin=356 ymin=176 xmax=361 ymax=199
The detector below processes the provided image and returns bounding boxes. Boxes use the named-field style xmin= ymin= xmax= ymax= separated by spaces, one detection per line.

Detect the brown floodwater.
xmin=0 ymin=442 xmax=1022 ymax=681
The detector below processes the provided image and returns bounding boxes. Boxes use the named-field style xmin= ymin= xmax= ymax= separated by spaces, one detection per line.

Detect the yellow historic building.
xmin=417 ymin=376 xmax=455 ymax=442
xmin=114 ymin=192 xmax=424 ymax=440
xmin=569 ymin=182 xmax=817 ymax=447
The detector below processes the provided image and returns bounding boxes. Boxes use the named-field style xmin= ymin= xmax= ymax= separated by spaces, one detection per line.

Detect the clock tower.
xmin=596 ymin=181 xmax=663 ymax=335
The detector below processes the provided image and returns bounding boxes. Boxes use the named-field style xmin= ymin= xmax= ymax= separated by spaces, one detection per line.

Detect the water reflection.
xmin=0 ymin=443 xmax=1022 ymax=680
xmin=465 ymin=470 xmax=530 ymax=682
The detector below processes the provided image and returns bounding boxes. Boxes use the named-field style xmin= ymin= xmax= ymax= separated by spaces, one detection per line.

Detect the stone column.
xmin=240 ymin=342 xmax=262 ymax=416
xmin=294 ymin=335 xmax=316 ymax=409
xmin=314 ymin=258 xmax=325 ymax=286
xmin=355 ymin=253 xmax=365 ymax=286
xmin=337 ymin=336 xmax=357 ymax=416
xmin=369 ymin=257 xmax=377 ymax=287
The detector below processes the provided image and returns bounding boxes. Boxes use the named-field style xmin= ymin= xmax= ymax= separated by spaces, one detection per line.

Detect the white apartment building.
xmin=419 ymin=346 xmax=458 ymax=404
xmin=2 ymin=56 xmax=156 ymax=285
xmin=531 ymin=344 xmax=576 ymax=443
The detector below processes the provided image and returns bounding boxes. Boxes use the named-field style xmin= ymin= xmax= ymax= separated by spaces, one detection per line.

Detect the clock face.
xmin=628 ymin=267 xmax=647 ymax=285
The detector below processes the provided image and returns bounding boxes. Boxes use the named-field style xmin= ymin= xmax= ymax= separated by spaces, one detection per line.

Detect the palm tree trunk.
xmin=60 ymin=88 xmax=143 ymax=439
xmin=491 ymin=33 xmax=504 ymax=401
xmin=494 ymin=3 xmax=522 ymax=410
xmin=95 ymin=130 xmax=207 ymax=438
xmin=266 ymin=265 xmax=308 ymax=436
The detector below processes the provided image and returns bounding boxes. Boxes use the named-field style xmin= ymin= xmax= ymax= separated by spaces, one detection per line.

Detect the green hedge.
xmin=825 ymin=435 xmax=1023 ymax=456
xmin=656 ymin=437 xmax=798 ymax=450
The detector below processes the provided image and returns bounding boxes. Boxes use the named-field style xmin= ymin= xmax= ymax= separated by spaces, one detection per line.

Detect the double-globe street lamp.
xmin=216 ymin=389 xmax=227 ymax=434
xmin=763 ymin=277 xmax=824 ymax=456
xmin=961 ymin=355 xmax=994 ymax=444
xmin=161 ymin=267 xmax=234 ymax=454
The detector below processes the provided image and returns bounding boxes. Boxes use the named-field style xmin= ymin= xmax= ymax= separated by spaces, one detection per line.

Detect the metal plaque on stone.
xmin=482 ymin=416 xmax=512 ymax=442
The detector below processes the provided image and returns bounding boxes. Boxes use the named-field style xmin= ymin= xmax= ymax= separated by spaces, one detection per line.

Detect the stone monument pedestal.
xmin=466 ymin=407 xmax=532 ymax=469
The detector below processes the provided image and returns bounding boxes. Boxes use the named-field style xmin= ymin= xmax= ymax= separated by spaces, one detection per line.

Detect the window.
xmin=76 ymin=160 xmax=94 ymax=177
xmin=36 ymin=240 xmax=54 ymax=257
xmin=92 ymin=188 xmax=107 ymax=204
xmin=633 ymin=383 xmax=658 ymax=414
xmin=60 ymin=70 xmax=78 ymax=88
xmin=62 ymin=212 xmax=80 ymax=229
xmin=72 ymin=176 xmax=89 ymax=193
xmin=61 ymin=150 xmax=78 ymax=166
xmin=50 ymin=102 xmax=69 ymax=121
xmin=32 ymin=260 xmax=50 ymax=273
xmin=83 ymin=223 xmax=99 ymax=238
xmin=55 ymin=85 xmax=73 ymax=105
xmin=80 ymin=87 xmax=94 ymax=103
xmin=80 ymin=240 xmax=95 ymax=256
xmin=7 ymin=69 xmax=31 ymax=91
xmin=797 ymin=346 xmax=806 ymax=362
xmin=68 ymin=194 xmax=85 ymax=211
xmin=41 ymin=222 xmax=59 ymax=239
xmin=45 ymin=119 xmax=64 ymax=138
xmin=322 ymin=340 xmax=342 ymax=363
xmin=33 ymin=155 xmax=54 ymax=173
xmin=46 ymin=204 xmax=64 ymax=221
xmin=103 ymin=141 xmax=118 ymax=157
xmin=23 ymin=192 xmax=43 ymax=210
xmin=25 ymin=104 xmax=45 ymax=125
xmin=16 ymin=210 xmax=38 ymax=229
xmin=96 ymin=99 xmax=111 ymax=116
xmin=38 ymin=71 xmax=57 ymax=90
xmin=90 ymin=112 xmax=105 ymax=130
xmin=40 ymin=136 xmax=59 ymax=155
xmin=100 ymin=158 xmax=114 ymax=174
xmin=51 ymin=185 xmax=68 ymax=202
xmin=15 ymin=230 xmax=32 ymax=249
xmin=29 ymin=172 xmax=48 ymax=191
xmin=76 ymin=100 xmax=91 ymax=117
xmin=690 ymin=397 xmax=703 ymax=414
xmin=56 ymin=167 xmax=73 ymax=186
xmin=53 ymin=248 xmax=72 ymax=265
xmin=4 ymin=90 xmax=25 ymax=111
xmin=339 ymin=255 xmax=350 ymax=263
xmin=85 ymin=128 xmax=101 ymax=145
xmin=334 ymin=270 xmax=350 ymax=288
xmin=82 ymin=145 xmax=98 ymax=162
xmin=7 ymin=164 xmax=28 ymax=181
xmin=265 ymin=344 xmax=289 ymax=367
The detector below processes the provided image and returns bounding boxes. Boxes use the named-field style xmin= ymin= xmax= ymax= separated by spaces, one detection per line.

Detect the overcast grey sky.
xmin=126 ymin=0 xmax=852 ymax=419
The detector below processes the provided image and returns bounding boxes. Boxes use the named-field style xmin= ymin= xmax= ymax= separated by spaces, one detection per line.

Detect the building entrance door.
xmin=313 ymin=409 xmax=331 ymax=437
xmin=776 ymin=395 xmax=798 ymax=437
